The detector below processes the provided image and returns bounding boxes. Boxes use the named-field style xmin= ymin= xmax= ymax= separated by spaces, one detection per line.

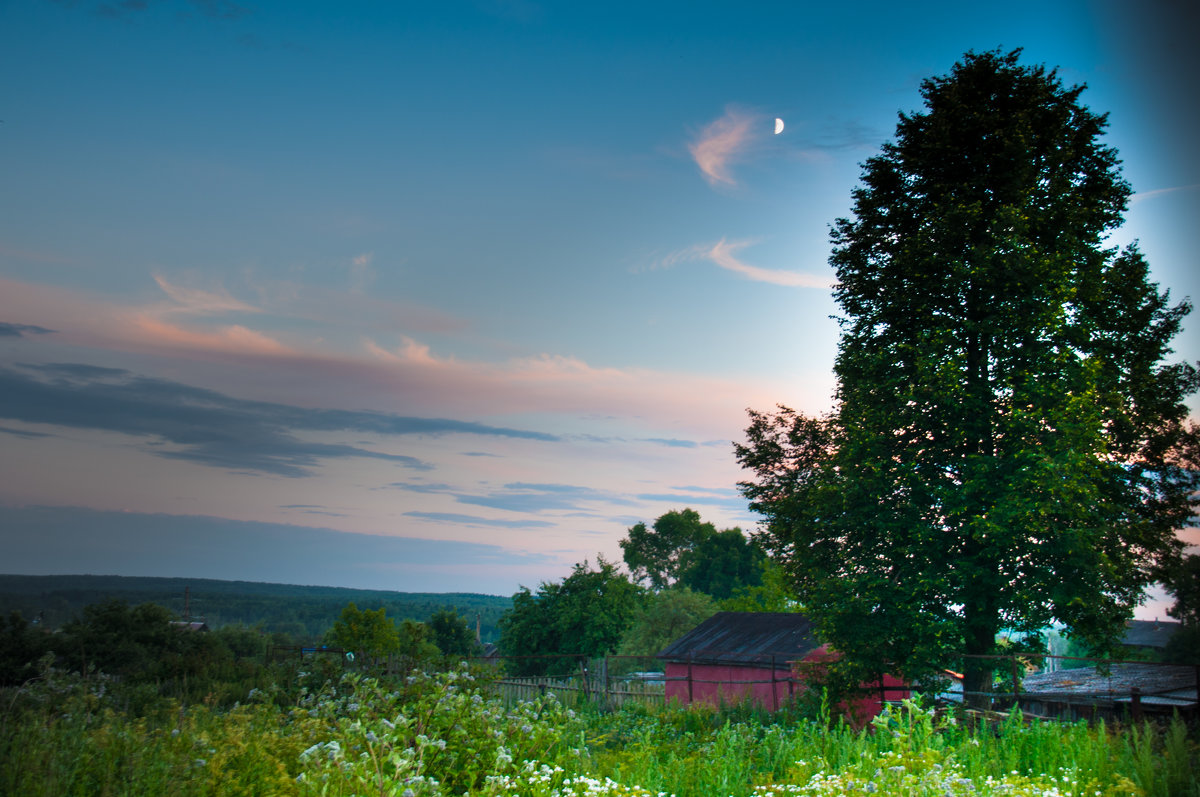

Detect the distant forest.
xmin=0 ymin=574 xmax=512 ymax=643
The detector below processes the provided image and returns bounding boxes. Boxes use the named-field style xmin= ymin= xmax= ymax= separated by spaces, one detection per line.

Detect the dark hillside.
xmin=0 ymin=574 xmax=511 ymax=642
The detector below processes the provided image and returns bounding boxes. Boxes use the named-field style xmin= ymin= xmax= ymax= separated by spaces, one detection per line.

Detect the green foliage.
xmin=1163 ymin=553 xmax=1200 ymax=627
xmin=499 ymin=559 xmax=646 ymax=676
xmin=737 ymin=49 xmax=1200 ymax=704
xmin=396 ymin=617 xmax=441 ymax=663
xmin=615 ymin=587 xmax=717 ymax=659
xmin=620 ymin=509 xmax=716 ymax=590
xmin=0 ymin=611 xmax=52 ymax=686
xmin=325 ymin=602 xmax=402 ymax=664
xmin=719 ymin=559 xmax=801 ymax=613
xmin=0 ymin=574 xmax=512 ymax=642
xmin=292 ymin=665 xmax=586 ymax=795
xmin=619 ymin=509 xmax=764 ymax=600
xmin=428 ymin=607 xmax=481 ymax=658
xmin=1163 ymin=624 xmax=1200 ymax=665
xmin=3 ymin=662 xmax=1199 ymax=797
xmin=676 ymin=527 xmax=765 ymax=600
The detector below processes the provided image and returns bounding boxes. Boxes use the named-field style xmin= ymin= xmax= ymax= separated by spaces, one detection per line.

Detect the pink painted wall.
xmin=664 ymin=661 xmax=797 ymax=711
xmin=664 ymin=645 xmax=910 ymax=723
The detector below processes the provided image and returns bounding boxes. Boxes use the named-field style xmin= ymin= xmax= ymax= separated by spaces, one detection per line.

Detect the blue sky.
xmin=1 ymin=1 xmax=1196 ymax=609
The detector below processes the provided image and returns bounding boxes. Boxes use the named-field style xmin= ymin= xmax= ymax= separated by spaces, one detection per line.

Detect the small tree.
xmin=498 ymin=558 xmax=646 ymax=676
xmin=325 ymin=603 xmax=401 ymax=666
xmin=427 ymin=608 xmax=480 ymax=658
xmin=616 ymin=587 xmax=717 ymax=660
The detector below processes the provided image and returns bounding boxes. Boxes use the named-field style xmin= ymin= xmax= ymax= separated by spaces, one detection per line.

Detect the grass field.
xmin=3 ymin=661 xmax=1196 ymax=797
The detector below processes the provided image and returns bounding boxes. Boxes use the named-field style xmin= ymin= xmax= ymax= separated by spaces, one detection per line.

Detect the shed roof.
xmin=1022 ymin=663 xmax=1197 ymax=708
xmin=657 ymin=612 xmax=818 ymax=669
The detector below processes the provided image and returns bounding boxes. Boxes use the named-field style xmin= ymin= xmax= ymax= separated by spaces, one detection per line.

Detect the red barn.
xmin=657 ymin=612 xmax=908 ymax=721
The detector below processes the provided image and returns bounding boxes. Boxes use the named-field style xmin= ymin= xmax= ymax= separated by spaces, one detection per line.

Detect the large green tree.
xmin=736 ymin=50 xmax=1199 ymax=705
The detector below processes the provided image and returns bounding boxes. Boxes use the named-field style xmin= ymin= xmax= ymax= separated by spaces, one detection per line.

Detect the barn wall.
xmin=664 ymin=661 xmax=795 ymax=710
xmin=663 ymin=659 xmax=910 ymax=722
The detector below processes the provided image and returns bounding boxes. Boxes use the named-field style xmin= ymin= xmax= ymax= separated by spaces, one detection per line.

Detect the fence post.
xmin=1131 ymin=687 xmax=1142 ymax=722
xmin=1011 ymin=656 xmax=1021 ymax=710
xmin=687 ymin=655 xmax=694 ymax=703
xmin=579 ymin=657 xmax=589 ymax=700
xmin=601 ymin=657 xmax=609 ymax=709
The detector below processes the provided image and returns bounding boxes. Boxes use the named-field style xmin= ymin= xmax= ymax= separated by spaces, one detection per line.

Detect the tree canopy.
xmin=736 ymin=50 xmax=1199 ymax=702
xmin=325 ymin=603 xmax=402 ymax=664
xmin=498 ymin=558 xmax=645 ymax=676
xmin=619 ymin=509 xmax=764 ymax=599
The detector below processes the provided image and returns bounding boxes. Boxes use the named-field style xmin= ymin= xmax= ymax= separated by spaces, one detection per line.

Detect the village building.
xmin=656 ymin=612 xmax=908 ymax=721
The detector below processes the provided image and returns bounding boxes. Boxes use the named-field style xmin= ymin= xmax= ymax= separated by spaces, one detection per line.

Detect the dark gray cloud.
xmin=0 ymin=322 xmax=56 ymax=338
xmin=0 ymin=425 xmax=54 ymax=439
xmin=0 ymin=363 xmax=556 ymax=477
xmin=0 ymin=505 xmax=549 ymax=592
xmin=403 ymin=511 xmax=556 ymax=530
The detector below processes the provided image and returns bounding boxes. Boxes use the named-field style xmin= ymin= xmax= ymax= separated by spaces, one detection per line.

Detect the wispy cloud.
xmin=393 ymin=481 xmax=635 ymax=514
xmin=1130 ymin=184 xmax=1200 ymax=203
xmin=688 ymin=106 xmax=759 ymax=187
xmin=647 ymin=239 xmax=830 ymax=288
xmin=708 ymin=238 xmax=830 ymax=287
xmin=0 ymin=363 xmax=556 ymax=478
xmin=641 ymin=437 xmax=698 ymax=448
xmin=403 ymin=511 xmax=556 ymax=529
xmin=349 ymin=252 xmax=375 ymax=294
xmin=153 ymin=274 xmax=262 ymax=316
xmin=0 ymin=275 xmax=813 ymax=439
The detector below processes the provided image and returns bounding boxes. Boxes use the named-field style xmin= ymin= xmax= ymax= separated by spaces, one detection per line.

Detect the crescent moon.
xmin=774 ymin=117 xmax=784 ymax=135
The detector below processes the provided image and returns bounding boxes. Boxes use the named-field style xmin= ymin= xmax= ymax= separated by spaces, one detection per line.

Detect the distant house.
xmin=656 ymin=612 xmax=908 ymax=721
xmin=170 ymin=621 xmax=210 ymax=632
xmin=1121 ymin=619 xmax=1181 ymax=652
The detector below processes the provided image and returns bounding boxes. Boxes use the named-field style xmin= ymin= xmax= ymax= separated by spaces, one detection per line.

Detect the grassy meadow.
xmin=3 ymin=659 xmax=1198 ymax=797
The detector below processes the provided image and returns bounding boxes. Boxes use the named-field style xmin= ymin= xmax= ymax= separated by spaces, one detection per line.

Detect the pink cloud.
xmin=152 ymin=274 xmax=262 ymax=315
xmin=647 ymin=239 xmax=831 ymax=288
xmin=688 ymin=107 xmax=759 ymax=187
xmin=0 ymin=275 xmax=829 ymax=439
xmin=707 ymin=238 xmax=831 ymax=288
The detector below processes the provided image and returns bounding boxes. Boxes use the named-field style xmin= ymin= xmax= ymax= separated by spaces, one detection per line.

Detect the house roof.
xmin=1121 ymin=619 xmax=1181 ymax=649
xmin=657 ymin=612 xmax=818 ymax=669
xmin=1022 ymin=663 xmax=1197 ymax=708
xmin=170 ymin=621 xmax=210 ymax=632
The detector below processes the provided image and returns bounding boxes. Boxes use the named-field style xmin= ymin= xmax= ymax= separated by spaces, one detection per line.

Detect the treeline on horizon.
xmin=0 ymin=573 xmax=512 ymax=642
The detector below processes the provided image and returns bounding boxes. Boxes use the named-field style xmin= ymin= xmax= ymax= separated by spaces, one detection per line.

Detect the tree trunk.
xmin=963 ymin=601 xmax=997 ymax=711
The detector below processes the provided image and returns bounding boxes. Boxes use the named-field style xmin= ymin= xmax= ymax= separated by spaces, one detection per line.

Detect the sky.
xmin=1 ymin=1 xmax=1197 ymax=614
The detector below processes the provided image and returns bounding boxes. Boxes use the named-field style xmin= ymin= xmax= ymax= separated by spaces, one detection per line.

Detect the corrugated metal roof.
xmin=656 ymin=612 xmax=818 ymax=668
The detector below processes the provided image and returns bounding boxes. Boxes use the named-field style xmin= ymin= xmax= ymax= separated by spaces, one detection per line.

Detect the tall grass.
xmin=3 ymin=664 xmax=1196 ymax=797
